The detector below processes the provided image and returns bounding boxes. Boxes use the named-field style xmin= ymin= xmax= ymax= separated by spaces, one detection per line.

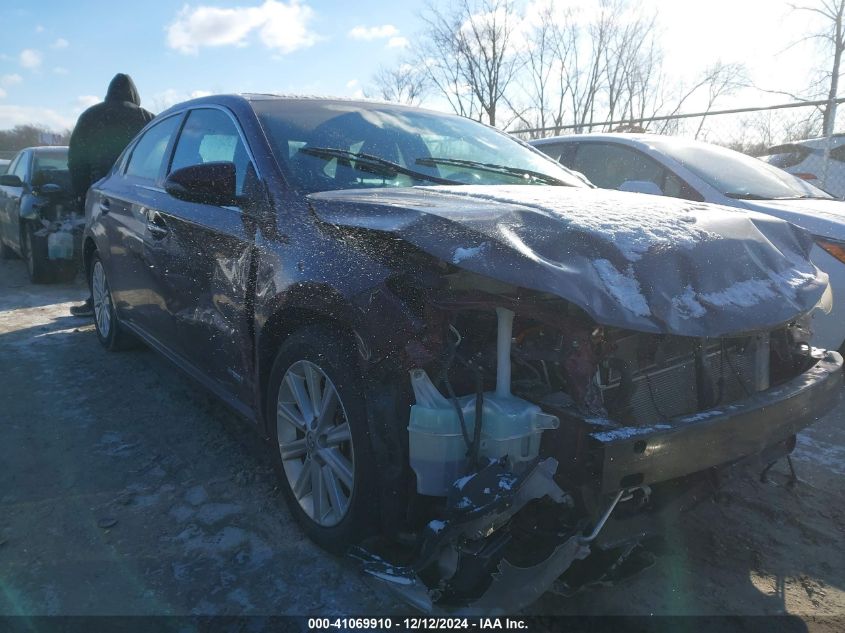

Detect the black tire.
xmin=0 ymin=240 xmax=17 ymax=260
xmin=89 ymin=252 xmax=135 ymax=351
xmin=21 ymin=222 xmax=53 ymax=283
xmin=267 ymin=325 xmax=379 ymax=552
xmin=52 ymin=260 xmax=78 ymax=283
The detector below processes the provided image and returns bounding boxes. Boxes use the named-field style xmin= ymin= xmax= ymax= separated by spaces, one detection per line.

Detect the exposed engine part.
xmin=352 ymin=458 xmax=606 ymax=613
xmin=408 ymin=307 xmax=559 ymax=496
xmin=580 ymin=489 xmax=625 ymax=544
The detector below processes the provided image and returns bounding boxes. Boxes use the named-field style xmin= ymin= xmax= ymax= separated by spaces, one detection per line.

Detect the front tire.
xmin=0 ymin=239 xmax=17 ymax=260
xmin=90 ymin=252 xmax=134 ymax=351
xmin=22 ymin=222 xmax=52 ymax=283
xmin=267 ymin=325 xmax=378 ymax=552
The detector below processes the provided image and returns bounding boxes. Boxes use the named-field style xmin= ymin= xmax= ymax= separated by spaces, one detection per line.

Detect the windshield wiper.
xmin=299 ymin=147 xmax=458 ymax=185
xmin=416 ymin=157 xmax=574 ymax=186
xmin=724 ymin=192 xmax=776 ymax=200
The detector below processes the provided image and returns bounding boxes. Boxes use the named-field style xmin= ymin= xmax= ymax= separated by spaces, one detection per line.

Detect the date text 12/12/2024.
xmin=307 ymin=618 xmax=529 ymax=630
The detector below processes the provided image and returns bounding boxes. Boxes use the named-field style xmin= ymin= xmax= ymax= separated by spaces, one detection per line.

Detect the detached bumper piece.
xmin=352 ymin=458 xmax=608 ymax=614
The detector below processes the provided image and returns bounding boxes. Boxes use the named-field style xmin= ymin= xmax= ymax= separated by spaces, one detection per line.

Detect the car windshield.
xmin=251 ymin=100 xmax=586 ymax=193
xmin=650 ymin=138 xmax=833 ymax=200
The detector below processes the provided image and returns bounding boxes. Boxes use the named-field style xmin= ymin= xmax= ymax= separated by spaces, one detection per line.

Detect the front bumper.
xmin=595 ymin=351 xmax=843 ymax=494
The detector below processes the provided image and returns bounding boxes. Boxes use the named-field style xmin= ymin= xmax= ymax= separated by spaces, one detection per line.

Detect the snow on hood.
xmin=307 ymin=185 xmax=829 ymax=337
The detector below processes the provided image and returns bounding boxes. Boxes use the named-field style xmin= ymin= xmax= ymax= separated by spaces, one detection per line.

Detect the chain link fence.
xmin=509 ymin=98 xmax=845 ymax=199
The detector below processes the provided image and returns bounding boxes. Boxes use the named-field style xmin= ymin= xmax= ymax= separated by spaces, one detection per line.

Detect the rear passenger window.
xmin=125 ymin=115 xmax=182 ymax=181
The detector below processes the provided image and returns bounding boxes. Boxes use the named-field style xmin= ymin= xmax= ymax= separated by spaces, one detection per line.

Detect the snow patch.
xmin=699 ymin=279 xmax=777 ymax=308
xmin=671 ymin=286 xmax=707 ymax=319
xmin=591 ymin=424 xmax=671 ymax=442
xmin=432 ymin=185 xmax=718 ymax=261
xmin=452 ymin=243 xmax=488 ymax=264
xmin=593 ymin=259 xmax=651 ymax=317
xmin=679 ymin=409 xmax=724 ymax=423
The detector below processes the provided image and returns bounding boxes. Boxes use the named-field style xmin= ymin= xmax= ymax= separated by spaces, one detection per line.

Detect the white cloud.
xmin=346 ymin=79 xmax=359 ymax=89
xmin=52 ymin=38 xmax=69 ymax=49
xmin=76 ymin=95 xmax=101 ymax=110
xmin=0 ymin=88 xmax=6 ymax=99
xmin=1 ymin=74 xmax=23 ymax=87
xmin=53 ymin=67 xmax=69 ymax=75
xmin=348 ymin=24 xmax=398 ymax=41
xmin=35 ymin=25 xmax=45 ymax=33
xmin=387 ymin=36 xmax=408 ymax=49
xmin=150 ymin=88 xmax=214 ymax=113
xmin=20 ymin=49 xmax=43 ymax=69
xmin=166 ymin=0 xmax=318 ymax=55
xmin=0 ymin=105 xmax=73 ymax=130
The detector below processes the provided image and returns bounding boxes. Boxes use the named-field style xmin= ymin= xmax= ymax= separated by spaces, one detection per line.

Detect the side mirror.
xmin=619 ymin=180 xmax=663 ymax=196
xmin=0 ymin=174 xmax=23 ymax=187
xmin=164 ymin=161 xmax=237 ymax=206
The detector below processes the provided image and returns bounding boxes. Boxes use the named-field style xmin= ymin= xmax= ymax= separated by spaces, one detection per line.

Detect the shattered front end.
xmin=352 ymin=278 xmax=841 ymax=614
xmin=310 ymin=186 xmax=842 ymax=612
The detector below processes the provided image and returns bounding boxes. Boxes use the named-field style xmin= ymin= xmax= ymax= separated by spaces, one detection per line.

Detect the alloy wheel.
xmin=276 ymin=360 xmax=355 ymax=527
xmin=92 ymin=260 xmax=112 ymax=337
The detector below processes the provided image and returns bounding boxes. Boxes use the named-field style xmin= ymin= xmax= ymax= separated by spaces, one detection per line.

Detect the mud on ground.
xmin=0 ymin=258 xmax=842 ymax=625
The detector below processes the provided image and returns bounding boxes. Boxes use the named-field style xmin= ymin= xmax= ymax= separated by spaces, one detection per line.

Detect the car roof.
xmin=23 ymin=146 xmax=68 ymax=154
xmin=531 ymin=132 xmax=662 ymax=146
xmin=157 ymin=93 xmax=454 ymax=120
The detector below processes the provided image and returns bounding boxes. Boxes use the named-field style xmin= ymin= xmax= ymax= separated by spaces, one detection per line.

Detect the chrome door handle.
xmin=147 ymin=212 xmax=169 ymax=239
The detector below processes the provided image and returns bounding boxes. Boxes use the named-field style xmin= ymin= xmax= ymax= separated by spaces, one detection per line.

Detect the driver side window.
xmin=169 ymin=108 xmax=253 ymax=196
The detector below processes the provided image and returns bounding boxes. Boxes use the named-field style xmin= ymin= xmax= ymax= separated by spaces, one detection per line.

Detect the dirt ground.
xmin=0 ymin=257 xmax=843 ymax=624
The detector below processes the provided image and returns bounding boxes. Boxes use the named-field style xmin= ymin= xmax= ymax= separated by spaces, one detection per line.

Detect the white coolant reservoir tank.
xmin=408 ymin=370 xmax=471 ymax=496
xmin=47 ymin=231 xmax=74 ymax=260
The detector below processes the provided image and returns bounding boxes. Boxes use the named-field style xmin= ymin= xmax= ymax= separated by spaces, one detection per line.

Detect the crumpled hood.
xmin=105 ymin=73 xmax=141 ymax=105
xmin=308 ymin=185 xmax=829 ymax=337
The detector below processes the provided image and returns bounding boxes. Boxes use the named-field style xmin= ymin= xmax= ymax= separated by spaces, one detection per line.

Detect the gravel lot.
xmin=0 ymin=257 xmax=843 ymax=624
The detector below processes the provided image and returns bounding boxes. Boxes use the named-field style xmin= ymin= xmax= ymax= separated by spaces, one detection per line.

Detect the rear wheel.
xmin=90 ymin=252 xmax=134 ymax=350
xmin=0 ymin=240 xmax=17 ymax=260
xmin=22 ymin=222 xmax=52 ymax=283
xmin=268 ymin=326 xmax=378 ymax=552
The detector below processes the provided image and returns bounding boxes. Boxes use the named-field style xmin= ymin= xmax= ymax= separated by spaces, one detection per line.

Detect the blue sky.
xmin=0 ymin=0 xmax=822 ymax=132
xmin=0 ymin=0 xmax=423 ymax=129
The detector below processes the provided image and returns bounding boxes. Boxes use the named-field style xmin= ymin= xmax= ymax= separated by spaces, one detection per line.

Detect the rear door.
xmin=144 ymin=106 xmax=259 ymax=403
xmin=97 ymin=114 xmax=183 ymax=330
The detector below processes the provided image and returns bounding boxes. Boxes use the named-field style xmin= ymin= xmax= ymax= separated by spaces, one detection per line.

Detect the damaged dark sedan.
xmin=81 ymin=95 xmax=842 ymax=613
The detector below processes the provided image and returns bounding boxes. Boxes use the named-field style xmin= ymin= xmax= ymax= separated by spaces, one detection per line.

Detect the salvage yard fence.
xmin=508 ymin=97 xmax=845 ymax=198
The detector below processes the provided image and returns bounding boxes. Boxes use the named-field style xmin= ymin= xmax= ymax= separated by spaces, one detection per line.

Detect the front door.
xmin=145 ymin=107 xmax=259 ymax=404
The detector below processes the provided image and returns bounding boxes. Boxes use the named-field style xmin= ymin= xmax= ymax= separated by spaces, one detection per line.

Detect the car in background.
xmin=758 ymin=135 xmax=845 ymax=198
xmin=531 ymin=133 xmax=845 ymax=353
xmin=0 ymin=158 xmax=10 ymax=174
xmin=78 ymin=94 xmax=842 ymax=612
xmin=0 ymin=146 xmax=79 ymax=283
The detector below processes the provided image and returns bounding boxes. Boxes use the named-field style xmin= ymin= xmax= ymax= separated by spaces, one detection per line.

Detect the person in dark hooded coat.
xmin=68 ymin=73 xmax=153 ymax=317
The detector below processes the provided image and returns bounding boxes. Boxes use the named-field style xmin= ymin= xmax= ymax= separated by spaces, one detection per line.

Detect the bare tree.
xmin=367 ymin=64 xmax=429 ymax=105
xmin=692 ymin=62 xmax=748 ymax=138
xmin=792 ymin=0 xmax=845 ymax=135
xmin=418 ymin=0 xmax=523 ymax=126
